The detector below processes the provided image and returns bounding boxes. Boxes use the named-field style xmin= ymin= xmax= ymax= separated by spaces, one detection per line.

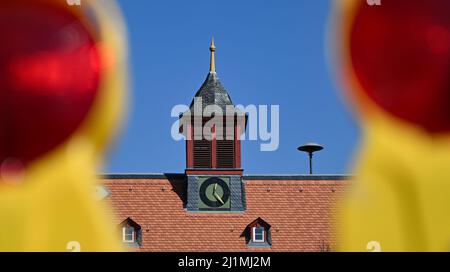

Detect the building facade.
xmin=102 ymin=41 xmax=348 ymax=252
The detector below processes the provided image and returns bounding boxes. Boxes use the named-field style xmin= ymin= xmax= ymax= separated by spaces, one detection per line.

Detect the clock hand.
xmin=214 ymin=192 xmax=224 ymax=205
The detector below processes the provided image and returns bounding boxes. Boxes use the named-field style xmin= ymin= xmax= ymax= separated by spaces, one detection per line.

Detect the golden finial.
xmin=209 ymin=38 xmax=216 ymax=73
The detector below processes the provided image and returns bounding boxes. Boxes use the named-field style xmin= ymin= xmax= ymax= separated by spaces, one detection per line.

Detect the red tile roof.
xmin=103 ymin=175 xmax=347 ymax=252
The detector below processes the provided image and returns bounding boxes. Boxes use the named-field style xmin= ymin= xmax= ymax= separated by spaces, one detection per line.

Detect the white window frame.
xmin=252 ymin=227 xmax=265 ymax=243
xmin=122 ymin=226 xmax=135 ymax=243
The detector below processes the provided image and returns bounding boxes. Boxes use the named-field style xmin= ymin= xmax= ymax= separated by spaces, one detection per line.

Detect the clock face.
xmin=198 ymin=177 xmax=231 ymax=210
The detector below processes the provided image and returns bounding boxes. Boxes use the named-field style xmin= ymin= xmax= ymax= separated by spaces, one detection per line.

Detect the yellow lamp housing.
xmin=0 ymin=0 xmax=128 ymax=251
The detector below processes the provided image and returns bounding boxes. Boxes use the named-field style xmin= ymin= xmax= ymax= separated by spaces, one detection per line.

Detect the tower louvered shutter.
xmin=193 ymin=139 xmax=212 ymax=168
xmin=216 ymin=140 xmax=235 ymax=168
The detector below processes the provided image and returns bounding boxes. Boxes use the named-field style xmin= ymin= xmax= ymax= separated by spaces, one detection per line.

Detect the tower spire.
xmin=209 ymin=38 xmax=216 ymax=73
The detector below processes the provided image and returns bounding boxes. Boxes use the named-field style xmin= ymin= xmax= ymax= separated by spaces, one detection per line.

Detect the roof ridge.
xmin=100 ymin=173 xmax=351 ymax=181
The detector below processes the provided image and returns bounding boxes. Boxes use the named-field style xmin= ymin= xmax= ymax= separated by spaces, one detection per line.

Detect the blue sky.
xmin=106 ymin=0 xmax=359 ymax=175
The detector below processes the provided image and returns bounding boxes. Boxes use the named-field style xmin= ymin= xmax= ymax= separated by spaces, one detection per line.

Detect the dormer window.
xmin=243 ymin=218 xmax=272 ymax=248
xmin=119 ymin=218 xmax=142 ymax=247
xmin=122 ymin=226 xmax=135 ymax=243
xmin=252 ymin=227 xmax=265 ymax=243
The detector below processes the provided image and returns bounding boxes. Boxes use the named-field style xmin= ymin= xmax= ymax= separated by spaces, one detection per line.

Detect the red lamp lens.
xmin=0 ymin=2 xmax=100 ymax=167
xmin=350 ymin=0 xmax=450 ymax=133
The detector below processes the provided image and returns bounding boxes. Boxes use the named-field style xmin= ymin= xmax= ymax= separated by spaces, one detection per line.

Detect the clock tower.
xmin=180 ymin=39 xmax=247 ymax=212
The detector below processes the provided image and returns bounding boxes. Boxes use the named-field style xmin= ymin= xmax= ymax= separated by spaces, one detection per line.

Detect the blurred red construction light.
xmin=349 ymin=0 xmax=450 ymax=133
xmin=0 ymin=1 xmax=101 ymax=166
